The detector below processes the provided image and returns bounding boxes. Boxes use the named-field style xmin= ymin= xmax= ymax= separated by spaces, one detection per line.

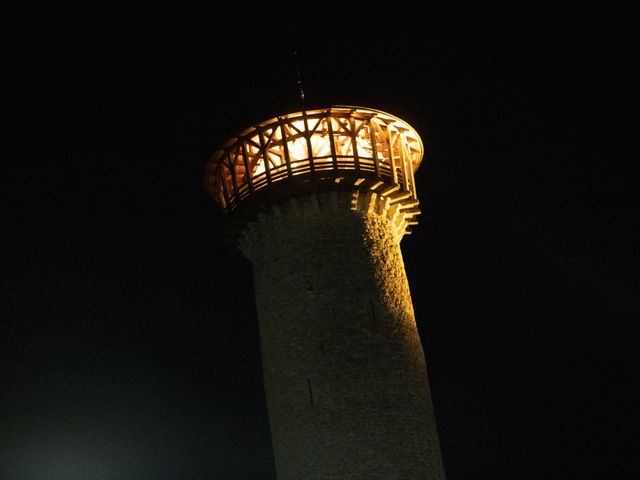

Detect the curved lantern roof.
xmin=205 ymin=106 xmax=424 ymax=213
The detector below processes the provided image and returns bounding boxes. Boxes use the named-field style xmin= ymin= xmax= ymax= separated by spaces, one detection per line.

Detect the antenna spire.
xmin=293 ymin=50 xmax=305 ymax=101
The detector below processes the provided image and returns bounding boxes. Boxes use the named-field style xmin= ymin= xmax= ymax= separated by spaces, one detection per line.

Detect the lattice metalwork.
xmin=205 ymin=106 xmax=424 ymax=213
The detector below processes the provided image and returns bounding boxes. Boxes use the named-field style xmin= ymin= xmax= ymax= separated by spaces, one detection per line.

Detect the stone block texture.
xmin=239 ymin=191 xmax=445 ymax=480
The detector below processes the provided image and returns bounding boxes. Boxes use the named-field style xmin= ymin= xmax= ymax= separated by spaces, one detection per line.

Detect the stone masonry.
xmin=238 ymin=190 xmax=446 ymax=480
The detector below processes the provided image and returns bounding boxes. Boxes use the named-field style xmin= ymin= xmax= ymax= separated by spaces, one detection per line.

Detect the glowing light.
xmin=291 ymin=120 xmax=306 ymax=133
xmin=355 ymin=134 xmax=374 ymax=158
xmin=206 ymin=106 xmax=424 ymax=211
xmin=288 ymin=137 xmax=308 ymax=161
xmin=310 ymin=135 xmax=331 ymax=158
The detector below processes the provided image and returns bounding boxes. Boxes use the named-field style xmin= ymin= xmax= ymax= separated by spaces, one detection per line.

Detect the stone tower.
xmin=205 ymin=106 xmax=445 ymax=479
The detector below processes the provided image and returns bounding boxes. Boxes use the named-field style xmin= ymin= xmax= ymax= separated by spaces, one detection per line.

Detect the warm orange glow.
xmin=288 ymin=137 xmax=308 ymax=161
xmin=205 ymin=106 xmax=423 ymax=212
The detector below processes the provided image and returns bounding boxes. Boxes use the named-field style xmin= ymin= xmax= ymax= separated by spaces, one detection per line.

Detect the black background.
xmin=3 ymin=4 xmax=634 ymax=479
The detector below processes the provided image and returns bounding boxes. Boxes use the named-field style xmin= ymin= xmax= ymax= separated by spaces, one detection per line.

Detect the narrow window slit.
xmin=369 ymin=298 xmax=377 ymax=323
xmin=307 ymin=378 xmax=314 ymax=405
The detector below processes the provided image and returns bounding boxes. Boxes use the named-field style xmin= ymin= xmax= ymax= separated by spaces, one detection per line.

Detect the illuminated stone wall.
xmin=239 ymin=191 xmax=445 ymax=480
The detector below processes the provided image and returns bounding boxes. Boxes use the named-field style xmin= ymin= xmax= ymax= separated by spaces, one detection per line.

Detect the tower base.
xmin=239 ymin=191 xmax=445 ymax=480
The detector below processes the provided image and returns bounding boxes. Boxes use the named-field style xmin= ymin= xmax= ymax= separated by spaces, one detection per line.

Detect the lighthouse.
xmin=205 ymin=106 xmax=445 ymax=479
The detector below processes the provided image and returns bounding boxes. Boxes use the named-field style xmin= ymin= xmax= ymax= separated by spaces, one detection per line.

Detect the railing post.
xmin=302 ymin=111 xmax=315 ymax=179
xmin=257 ymin=127 xmax=272 ymax=185
xmin=279 ymin=120 xmax=293 ymax=179
xmin=241 ymin=139 xmax=254 ymax=193
xmin=369 ymin=118 xmax=380 ymax=179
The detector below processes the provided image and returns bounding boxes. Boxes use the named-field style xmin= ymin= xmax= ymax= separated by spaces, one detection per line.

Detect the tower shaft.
xmin=239 ymin=191 xmax=445 ymax=480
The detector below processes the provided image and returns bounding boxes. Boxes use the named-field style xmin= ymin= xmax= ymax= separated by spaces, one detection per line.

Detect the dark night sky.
xmin=3 ymin=4 xmax=634 ymax=479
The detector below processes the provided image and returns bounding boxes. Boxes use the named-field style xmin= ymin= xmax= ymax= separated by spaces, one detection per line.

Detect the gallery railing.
xmin=205 ymin=106 xmax=423 ymax=213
